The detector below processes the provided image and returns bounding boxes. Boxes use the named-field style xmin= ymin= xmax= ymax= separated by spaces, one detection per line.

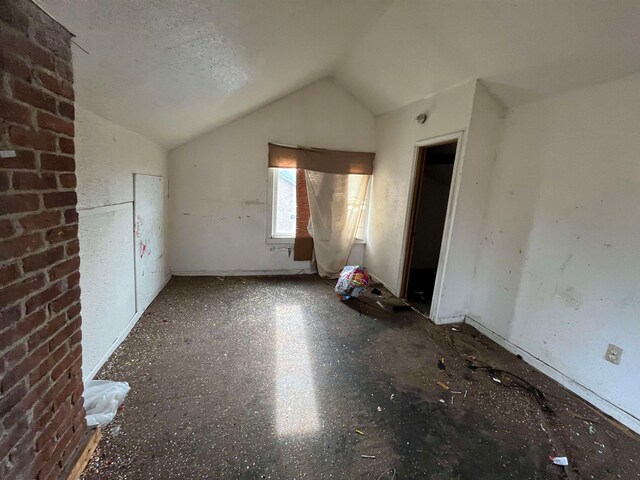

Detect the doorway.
xmin=400 ymin=139 xmax=458 ymax=314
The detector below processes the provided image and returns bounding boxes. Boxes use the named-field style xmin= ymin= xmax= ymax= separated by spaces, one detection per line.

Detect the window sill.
xmin=266 ymin=236 xmax=294 ymax=245
xmin=266 ymin=237 xmax=367 ymax=246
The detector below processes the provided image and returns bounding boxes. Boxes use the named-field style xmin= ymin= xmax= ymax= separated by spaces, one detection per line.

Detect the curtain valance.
xmin=268 ymin=142 xmax=374 ymax=175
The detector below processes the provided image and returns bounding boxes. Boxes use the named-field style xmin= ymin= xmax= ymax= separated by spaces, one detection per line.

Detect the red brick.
xmin=0 ymin=29 xmax=54 ymax=71
xmin=48 ymin=256 xmax=79 ymax=281
xmin=0 ymin=98 xmax=32 ymax=126
xmin=19 ymin=211 xmax=62 ymax=233
xmin=0 ymin=232 xmax=44 ymax=262
xmin=1 ymin=383 xmax=41 ymax=431
xmin=0 ymin=273 xmax=46 ymax=307
xmin=0 ymin=305 xmax=22 ymax=331
xmin=50 ymin=287 xmax=80 ymax=313
xmin=51 ymin=349 xmax=75 ymax=380
xmin=24 ymin=280 xmax=64 ymax=314
xmin=37 ymin=110 xmax=74 ymax=136
xmin=0 ymin=219 xmax=16 ymax=238
xmin=0 ymin=382 xmax=26 ymax=418
xmin=41 ymin=154 xmax=74 ymax=172
xmin=0 ymin=0 xmax=30 ymax=30
xmin=0 ymin=171 xmax=9 ymax=192
xmin=28 ymin=312 xmax=66 ymax=351
xmin=58 ymin=173 xmax=76 ymax=188
xmin=65 ymin=239 xmax=79 ymax=256
xmin=56 ymin=58 xmax=73 ymax=84
xmin=43 ymin=191 xmax=76 ymax=208
xmin=1 ymin=343 xmax=48 ymax=392
xmin=12 ymin=171 xmax=57 ymax=190
xmin=35 ymin=398 xmax=69 ymax=451
xmin=1 ymin=342 xmax=27 ymax=373
xmin=0 ymin=150 xmax=36 ymax=170
xmin=34 ymin=23 xmax=72 ymax=63
xmin=15 ymin=309 xmax=47 ymax=339
xmin=0 ymin=418 xmax=28 ymax=461
xmin=0 ymin=51 xmax=32 ymax=81
xmin=0 ymin=263 xmax=21 ymax=285
xmin=34 ymin=70 xmax=74 ymax=100
xmin=57 ymin=101 xmax=74 ymax=121
xmin=66 ymin=271 xmax=80 ymax=288
xmin=66 ymin=302 xmax=81 ymax=320
xmin=8 ymin=126 xmax=57 ymax=152
xmin=0 ymin=192 xmax=39 ymax=214
xmin=50 ymin=324 xmax=78 ymax=358
xmin=64 ymin=208 xmax=78 ymax=224
xmin=46 ymin=224 xmax=77 ymax=244
xmin=22 ymin=245 xmax=64 ymax=272
xmin=58 ymin=136 xmax=74 ymax=154
xmin=11 ymin=80 xmax=57 ymax=113
xmin=69 ymin=328 xmax=82 ymax=346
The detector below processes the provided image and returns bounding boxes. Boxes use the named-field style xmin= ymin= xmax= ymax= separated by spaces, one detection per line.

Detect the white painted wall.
xmin=169 ymin=78 xmax=376 ymax=275
xmin=468 ymin=72 xmax=640 ymax=433
xmin=364 ymin=82 xmax=475 ymax=296
xmin=437 ymin=83 xmax=504 ymax=321
xmin=76 ymin=106 xmax=168 ymax=379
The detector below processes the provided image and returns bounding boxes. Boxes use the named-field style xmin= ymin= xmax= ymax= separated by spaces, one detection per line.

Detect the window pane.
xmin=347 ymin=175 xmax=369 ymax=240
xmin=274 ymin=168 xmax=296 ymax=237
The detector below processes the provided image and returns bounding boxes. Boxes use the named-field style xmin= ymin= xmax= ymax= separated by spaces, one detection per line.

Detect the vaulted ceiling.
xmin=37 ymin=0 xmax=640 ymax=149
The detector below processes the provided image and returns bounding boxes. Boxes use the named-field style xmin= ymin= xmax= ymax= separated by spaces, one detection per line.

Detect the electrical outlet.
xmin=604 ymin=344 xmax=623 ymax=365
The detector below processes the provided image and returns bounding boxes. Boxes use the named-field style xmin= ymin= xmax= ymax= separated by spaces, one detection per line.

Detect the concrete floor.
xmin=83 ymin=276 xmax=640 ymax=479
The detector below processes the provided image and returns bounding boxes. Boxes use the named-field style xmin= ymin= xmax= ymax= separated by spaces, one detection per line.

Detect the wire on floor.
xmin=375 ymin=468 xmax=397 ymax=480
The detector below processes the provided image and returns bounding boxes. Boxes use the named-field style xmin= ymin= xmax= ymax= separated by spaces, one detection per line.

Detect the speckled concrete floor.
xmin=83 ymin=276 xmax=640 ymax=480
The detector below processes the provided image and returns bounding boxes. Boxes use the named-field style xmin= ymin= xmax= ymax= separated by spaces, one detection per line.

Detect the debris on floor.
xmin=84 ymin=380 xmax=130 ymax=427
xmin=550 ymin=456 xmax=569 ymax=466
xmin=82 ymin=276 xmax=640 ymax=480
xmin=335 ymin=265 xmax=370 ymax=300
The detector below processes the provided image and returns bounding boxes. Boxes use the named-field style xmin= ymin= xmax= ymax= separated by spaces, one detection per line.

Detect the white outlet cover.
xmin=605 ymin=344 xmax=623 ymax=365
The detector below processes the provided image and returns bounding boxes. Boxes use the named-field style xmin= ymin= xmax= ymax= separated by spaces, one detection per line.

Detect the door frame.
xmin=397 ymin=131 xmax=465 ymax=322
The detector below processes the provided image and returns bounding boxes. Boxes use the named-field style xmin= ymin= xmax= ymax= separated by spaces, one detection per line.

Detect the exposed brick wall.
xmin=0 ymin=1 xmax=87 ymax=478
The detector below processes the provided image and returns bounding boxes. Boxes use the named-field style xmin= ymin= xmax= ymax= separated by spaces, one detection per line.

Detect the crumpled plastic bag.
xmin=335 ymin=265 xmax=371 ymax=301
xmin=84 ymin=380 xmax=130 ymax=427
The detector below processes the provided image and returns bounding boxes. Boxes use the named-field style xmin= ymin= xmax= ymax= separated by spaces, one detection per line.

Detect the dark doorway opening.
xmin=401 ymin=140 xmax=457 ymax=314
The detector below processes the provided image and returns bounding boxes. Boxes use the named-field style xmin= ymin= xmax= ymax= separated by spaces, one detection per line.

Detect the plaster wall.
xmin=168 ymin=79 xmax=375 ymax=275
xmin=469 ymin=72 xmax=640 ymax=432
xmin=364 ymin=82 xmax=475 ymax=295
xmin=75 ymin=106 xmax=168 ymax=378
xmin=365 ymin=81 xmax=503 ymax=323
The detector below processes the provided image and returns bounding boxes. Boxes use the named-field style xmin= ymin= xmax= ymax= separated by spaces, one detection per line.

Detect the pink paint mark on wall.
xmin=139 ymin=242 xmax=150 ymax=258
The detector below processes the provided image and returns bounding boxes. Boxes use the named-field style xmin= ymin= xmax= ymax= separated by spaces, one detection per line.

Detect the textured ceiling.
xmin=37 ymin=0 xmax=640 ymax=149
xmin=36 ymin=0 xmax=392 ymax=148
xmin=336 ymin=0 xmax=640 ymax=113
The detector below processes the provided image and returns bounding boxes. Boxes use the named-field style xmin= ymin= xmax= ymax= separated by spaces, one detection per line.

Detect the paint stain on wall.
xmin=139 ymin=242 xmax=150 ymax=258
xmin=554 ymin=285 xmax=583 ymax=310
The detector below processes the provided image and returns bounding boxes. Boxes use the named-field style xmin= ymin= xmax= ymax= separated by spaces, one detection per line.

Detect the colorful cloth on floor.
xmin=335 ymin=265 xmax=371 ymax=301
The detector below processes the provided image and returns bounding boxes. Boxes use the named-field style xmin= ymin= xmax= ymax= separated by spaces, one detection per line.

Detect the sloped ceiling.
xmin=36 ymin=0 xmax=393 ymax=148
xmin=335 ymin=0 xmax=640 ymax=113
xmin=37 ymin=0 xmax=640 ymax=149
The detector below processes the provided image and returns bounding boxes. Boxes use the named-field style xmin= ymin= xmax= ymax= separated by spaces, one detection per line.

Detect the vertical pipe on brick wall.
xmin=0 ymin=1 xmax=87 ymax=478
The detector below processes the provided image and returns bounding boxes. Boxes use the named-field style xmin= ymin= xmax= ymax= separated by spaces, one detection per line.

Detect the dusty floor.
xmin=83 ymin=276 xmax=640 ymax=479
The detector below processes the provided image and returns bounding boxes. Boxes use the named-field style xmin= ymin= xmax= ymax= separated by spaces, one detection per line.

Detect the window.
xmin=271 ymin=168 xmax=296 ymax=238
xmin=348 ymin=175 xmax=370 ymax=241
xmin=267 ymin=168 xmax=369 ymax=242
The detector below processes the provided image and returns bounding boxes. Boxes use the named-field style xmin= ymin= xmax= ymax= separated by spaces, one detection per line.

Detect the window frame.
xmin=266 ymin=168 xmax=296 ymax=244
xmin=266 ymin=167 xmax=368 ymax=245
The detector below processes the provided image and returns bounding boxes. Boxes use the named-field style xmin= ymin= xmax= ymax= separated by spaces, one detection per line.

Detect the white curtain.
xmin=305 ymin=171 xmax=370 ymax=278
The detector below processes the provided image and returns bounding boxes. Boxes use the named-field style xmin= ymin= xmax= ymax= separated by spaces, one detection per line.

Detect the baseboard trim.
xmin=172 ymin=269 xmax=316 ymax=276
xmin=84 ymin=274 xmax=172 ymax=381
xmin=435 ymin=314 xmax=465 ymax=325
xmin=465 ymin=315 xmax=640 ymax=434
